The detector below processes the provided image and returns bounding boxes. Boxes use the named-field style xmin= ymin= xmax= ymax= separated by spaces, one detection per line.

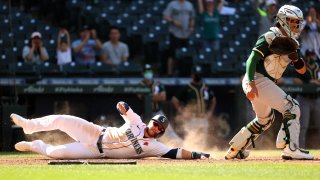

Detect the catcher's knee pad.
xmin=276 ymin=95 xmax=301 ymax=149
xmin=229 ymin=110 xmax=275 ymax=151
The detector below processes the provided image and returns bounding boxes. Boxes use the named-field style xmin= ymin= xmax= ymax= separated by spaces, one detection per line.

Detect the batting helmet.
xmin=151 ymin=115 xmax=169 ymax=138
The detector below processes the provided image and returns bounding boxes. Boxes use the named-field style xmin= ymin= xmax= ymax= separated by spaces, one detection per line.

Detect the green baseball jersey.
xmin=296 ymin=62 xmax=319 ymax=83
xmin=250 ymin=27 xmax=297 ymax=81
xmin=175 ymin=82 xmax=214 ymax=114
xmin=201 ymin=10 xmax=220 ymax=40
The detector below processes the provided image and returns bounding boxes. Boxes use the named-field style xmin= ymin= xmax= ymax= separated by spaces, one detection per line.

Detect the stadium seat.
xmin=61 ymin=62 xmax=90 ymax=76
xmin=188 ymin=28 xmax=203 ymax=48
xmin=0 ymin=4 xmax=9 ymax=15
xmin=142 ymin=32 xmax=161 ymax=43
xmin=125 ymin=5 xmax=145 ymax=16
xmin=13 ymin=62 xmax=37 ymax=76
xmin=175 ymin=47 xmax=196 ymax=60
xmin=234 ymin=60 xmax=247 ymax=74
xmin=0 ymin=61 xmax=10 ymax=76
xmin=175 ymin=47 xmax=195 ymax=76
xmin=37 ymin=61 xmax=60 ymax=76
xmin=143 ymin=33 xmax=160 ymax=64
xmin=212 ymin=60 xmax=234 ymax=75
xmin=3 ymin=48 xmax=19 ymax=62
xmin=102 ymin=5 xmax=124 ymax=16
xmin=90 ymin=62 xmax=116 ymax=76
xmin=193 ymin=48 xmax=216 ymax=64
xmin=117 ymin=61 xmax=142 ymax=76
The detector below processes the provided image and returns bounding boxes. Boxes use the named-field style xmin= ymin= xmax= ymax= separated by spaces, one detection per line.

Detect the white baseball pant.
xmin=243 ymin=73 xmax=300 ymax=147
xmin=22 ymin=115 xmax=103 ymax=159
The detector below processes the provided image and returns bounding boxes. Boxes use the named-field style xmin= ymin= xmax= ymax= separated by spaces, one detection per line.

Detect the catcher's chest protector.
xmin=263 ymin=28 xmax=295 ymax=80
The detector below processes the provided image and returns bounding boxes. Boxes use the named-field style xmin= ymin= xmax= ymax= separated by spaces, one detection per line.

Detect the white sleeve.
xmin=144 ymin=140 xmax=171 ymax=157
xmin=120 ymin=108 xmax=143 ymax=125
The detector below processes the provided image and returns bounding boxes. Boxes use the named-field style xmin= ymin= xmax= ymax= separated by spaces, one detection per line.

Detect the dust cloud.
xmin=159 ymin=108 xmax=231 ymax=153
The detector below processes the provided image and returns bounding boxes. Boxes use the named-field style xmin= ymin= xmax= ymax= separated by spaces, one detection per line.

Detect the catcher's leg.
xmin=15 ymin=140 xmax=99 ymax=159
xmin=225 ymin=109 xmax=275 ymax=159
xmin=276 ymin=95 xmax=314 ymax=160
xmin=225 ymin=75 xmax=276 ymax=160
xmin=296 ymin=95 xmax=310 ymax=148
xmin=11 ymin=114 xmax=103 ymax=143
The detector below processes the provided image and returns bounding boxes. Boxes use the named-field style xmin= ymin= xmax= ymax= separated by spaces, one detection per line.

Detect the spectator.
xmin=293 ymin=49 xmax=320 ymax=148
xmin=22 ymin=32 xmax=49 ymax=64
xmin=300 ymin=6 xmax=320 ymax=58
xmin=257 ymin=0 xmax=278 ymax=36
xmin=100 ymin=26 xmax=129 ymax=65
xmin=138 ymin=64 xmax=183 ymax=146
xmin=56 ymin=28 xmax=72 ymax=66
xmin=163 ymin=0 xmax=195 ymax=76
xmin=72 ymin=26 xmax=102 ymax=65
xmin=197 ymin=0 xmax=224 ymax=51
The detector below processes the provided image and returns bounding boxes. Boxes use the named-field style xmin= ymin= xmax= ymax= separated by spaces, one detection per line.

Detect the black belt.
xmin=97 ymin=128 xmax=106 ymax=154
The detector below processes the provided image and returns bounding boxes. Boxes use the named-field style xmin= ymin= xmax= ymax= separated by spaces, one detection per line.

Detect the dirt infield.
xmin=1 ymin=154 xmax=319 ymax=166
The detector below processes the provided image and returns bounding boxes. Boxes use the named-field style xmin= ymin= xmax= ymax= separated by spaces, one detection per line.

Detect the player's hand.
xmin=191 ymin=151 xmax=210 ymax=159
xmin=246 ymin=81 xmax=258 ymax=101
xmin=117 ymin=101 xmax=129 ymax=115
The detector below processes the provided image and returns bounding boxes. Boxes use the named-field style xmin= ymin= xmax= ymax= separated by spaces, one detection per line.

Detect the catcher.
xmin=11 ymin=101 xmax=210 ymax=160
xmin=225 ymin=5 xmax=314 ymax=160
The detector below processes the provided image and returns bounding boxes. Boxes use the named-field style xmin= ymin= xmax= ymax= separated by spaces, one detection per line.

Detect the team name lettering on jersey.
xmin=125 ymin=128 xmax=143 ymax=154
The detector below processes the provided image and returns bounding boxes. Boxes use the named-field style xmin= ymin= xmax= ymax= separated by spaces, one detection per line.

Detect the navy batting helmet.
xmin=151 ymin=115 xmax=169 ymax=138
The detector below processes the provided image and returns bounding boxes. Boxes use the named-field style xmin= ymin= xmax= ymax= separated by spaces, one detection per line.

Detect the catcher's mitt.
xmin=268 ymin=36 xmax=299 ymax=56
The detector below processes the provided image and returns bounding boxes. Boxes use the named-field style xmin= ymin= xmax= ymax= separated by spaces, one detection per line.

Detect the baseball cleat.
xmin=15 ymin=141 xmax=32 ymax=152
xmin=281 ymin=145 xmax=314 ymax=160
xmin=225 ymin=147 xmax=250 ymax=160
xmin=10 ymin=113 xmax=27 ymax=128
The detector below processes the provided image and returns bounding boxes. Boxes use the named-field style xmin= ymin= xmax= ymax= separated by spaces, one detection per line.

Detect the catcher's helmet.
xmin=276 ymin=5 xmax=304 ymax=38
xmin=151 ymin=115 xmax=169 ymax=138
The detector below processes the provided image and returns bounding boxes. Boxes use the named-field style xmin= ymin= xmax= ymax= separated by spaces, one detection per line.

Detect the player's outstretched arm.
xmin=161 ymin=148 xmax=210 ymax=159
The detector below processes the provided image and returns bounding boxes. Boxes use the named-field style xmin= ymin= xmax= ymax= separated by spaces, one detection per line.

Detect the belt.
xmin=97 ymin=128 xmax=106 ymax=154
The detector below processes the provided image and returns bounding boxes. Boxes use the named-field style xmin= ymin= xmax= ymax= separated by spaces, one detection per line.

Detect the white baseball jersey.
xmin=101 ymin=108 xmax=171 ymax=158
xmin=16 ymin=109 xmax=172 ymax=159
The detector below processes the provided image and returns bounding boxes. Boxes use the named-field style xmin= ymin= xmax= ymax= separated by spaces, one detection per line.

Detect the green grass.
xmin=1 ymin=150 xmax=320 ymax=180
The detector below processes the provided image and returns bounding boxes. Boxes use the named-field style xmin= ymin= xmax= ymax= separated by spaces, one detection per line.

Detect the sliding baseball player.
xmin=12 ymin=101 xmax=210 ymax=160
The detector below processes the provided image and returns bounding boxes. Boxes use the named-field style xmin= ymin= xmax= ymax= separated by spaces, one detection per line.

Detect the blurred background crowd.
xmin=0 ymin=0 xmax=317 ymax=77
xmin=0 ymin=0 xmax=319 ymax=150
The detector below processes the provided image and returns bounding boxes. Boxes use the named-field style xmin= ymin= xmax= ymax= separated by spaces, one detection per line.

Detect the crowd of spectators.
xmin=15 ymin=0 xmax=236 ymax=76
xmin=12 ymin=0 xmax=318 ymax=77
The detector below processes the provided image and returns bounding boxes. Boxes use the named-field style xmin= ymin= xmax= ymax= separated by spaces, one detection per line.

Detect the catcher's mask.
xmin=150 ymin=115 xmax=169 ymax=138
xmin=276 ymin=5 xmax=304 ymax=38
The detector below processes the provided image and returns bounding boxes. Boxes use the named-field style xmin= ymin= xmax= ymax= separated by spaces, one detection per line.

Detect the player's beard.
xmin=144 ymin=127 xmax=157 ymax=138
